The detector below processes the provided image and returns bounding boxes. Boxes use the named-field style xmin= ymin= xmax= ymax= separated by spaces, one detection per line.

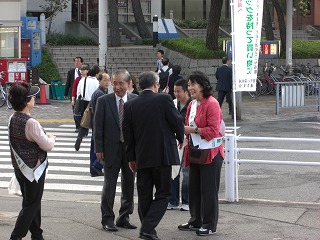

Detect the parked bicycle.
xmin=0 ymin=71 xmax=13 ymax=109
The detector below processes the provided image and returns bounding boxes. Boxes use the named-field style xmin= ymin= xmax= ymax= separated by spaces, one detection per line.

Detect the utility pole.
xmin=286 ymin=0 xmax=293 ymax=67
xmin=99 ymin=0 xmax=108 ymax=71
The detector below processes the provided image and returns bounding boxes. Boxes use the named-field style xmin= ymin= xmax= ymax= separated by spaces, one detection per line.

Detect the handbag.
xmin=8 ymin=174 xmax=22 ymax=196
xmin=74 ymin=77 xmax=87 ymax=115
xmin=188 ymin=137 xmax=210 ymax=164
xmin=162 ymin=75 xmax=170 ymax=94
xmin=80 ymin=103 xmax=92 ymax=129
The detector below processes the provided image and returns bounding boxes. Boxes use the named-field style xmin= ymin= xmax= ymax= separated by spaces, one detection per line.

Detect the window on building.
xmin=0 ymin=27 xmax=19 ymax=58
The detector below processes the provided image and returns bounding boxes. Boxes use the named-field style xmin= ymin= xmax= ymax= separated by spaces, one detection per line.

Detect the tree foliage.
xmin=40 ymin=0 xmax=69 ymax=35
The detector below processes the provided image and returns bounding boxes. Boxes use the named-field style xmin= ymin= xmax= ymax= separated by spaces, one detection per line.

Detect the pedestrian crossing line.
xmin=0 ymin=164 xmax=90 ymax=172
xmin=0 ymin=136 xmax=92 ymax=142
xmin=0 ymin=158 xmax=90 ymax=165
xmin=0 ymin=130 xmax=91 ymax=137
xmin=0 ymin=146 xmax=91 ymax=152
xmin=0 ymin=182 xmax=118 ymax=193
xmin=0 ymin=173 xmax=107 ymax=182
xmin=0 ymin=151 xmax=90 ymax=157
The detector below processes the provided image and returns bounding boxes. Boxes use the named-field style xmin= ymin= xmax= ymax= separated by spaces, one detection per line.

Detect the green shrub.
xmin=292 ymin=40 xmax=320 ymax=59
xmin=31 ymin=48 xmax=61 ymax=83
xmin=174 ymin=18 xmax=208 ymax=29
xmin=47 ymin=33 xmax=96 ymax=46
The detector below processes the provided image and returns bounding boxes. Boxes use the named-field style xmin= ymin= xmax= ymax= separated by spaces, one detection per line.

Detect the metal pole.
xmin=286 ymin=0 xmax=293 ymax=67
xmin=99 ymin=0 xmax=108 ymax=71
xmin=225 ymin=134 xmax=235 ymax=202
xmin=39 ymin=13 xmax=46 ymax=45
xmin=152 ymin=15 xmax=158 ymax=48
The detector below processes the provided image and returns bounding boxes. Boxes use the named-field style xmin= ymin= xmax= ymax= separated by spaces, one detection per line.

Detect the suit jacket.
xmin=123 ymin=90 xmax=184 ymax=170
xmin=64 ymin=68 xmax=76 ymax=97
xmin=94 ymin=92 xmax=137 ymax=167
xmin=215 ymin=65 xmax=232 ymax=92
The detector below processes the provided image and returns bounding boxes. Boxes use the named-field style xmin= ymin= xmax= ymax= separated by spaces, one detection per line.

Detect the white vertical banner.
xmin=233 ymin=0 xmax=264 ymax=92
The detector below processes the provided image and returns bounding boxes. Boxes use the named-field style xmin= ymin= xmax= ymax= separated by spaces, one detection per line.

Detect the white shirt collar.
xmin=115 ymin=92 xmax=128 ymax=104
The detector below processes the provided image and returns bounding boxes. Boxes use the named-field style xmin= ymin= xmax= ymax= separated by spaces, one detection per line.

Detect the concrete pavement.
xmin=0 ymin=94 xmax=320 ymax=240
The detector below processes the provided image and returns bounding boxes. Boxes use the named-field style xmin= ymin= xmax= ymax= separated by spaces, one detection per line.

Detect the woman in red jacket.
xmin=178 ymin=71 xmax=224 ymax=236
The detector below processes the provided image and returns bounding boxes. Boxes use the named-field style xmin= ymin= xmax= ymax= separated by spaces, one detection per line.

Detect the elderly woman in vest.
xmin=178 ymin=71 xmax=224 ymax=237
xmin=8 ymin=83 xmax=55 ymax=240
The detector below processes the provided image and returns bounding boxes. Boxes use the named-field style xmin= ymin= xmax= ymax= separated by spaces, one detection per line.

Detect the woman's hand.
xmin=47 ymin=134 xmax=56 ymax=139
xmin=184 ymin=126 xmax=196 ymax=135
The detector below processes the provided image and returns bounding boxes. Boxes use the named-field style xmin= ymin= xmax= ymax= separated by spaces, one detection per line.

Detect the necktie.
xmin=77 ymin=68 xmax=81 ymax=78
xmin=119 ymin=98 xmax=124 ymax=142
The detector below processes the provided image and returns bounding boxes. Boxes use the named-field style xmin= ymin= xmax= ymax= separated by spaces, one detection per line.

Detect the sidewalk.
xmin=1 ymin=94 xmax=320 ymax=240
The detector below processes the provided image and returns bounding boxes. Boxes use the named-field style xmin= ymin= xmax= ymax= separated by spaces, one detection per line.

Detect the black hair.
xmin=9 ymin=82 xmax=33 ymax=111
xmin=74 ymin=56 xmax=84 ymax=63
xmin=174 ymin=78 xmax=188 ymax=92
xmin=162 ymin=58 xmax=169 ymax=66
xmin=222 ymin=57 xmax=228 ymax=64
xmin=188 ymin=71 xmax=213 ymax=98
xmin=172 ymin=65 xmax=181 ymax=75
xmin=139 ymin=71 xmax=159 ymax=90
xmin=88 ymin=65 xmax=100 ymax=77
xmin=157 ymin=50 xmax=164 ymax=55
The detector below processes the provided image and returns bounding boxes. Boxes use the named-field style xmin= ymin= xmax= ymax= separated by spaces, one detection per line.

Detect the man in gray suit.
xmin=94 ymin=69 xmax=137 ymax=232
xmin=123 ymin=71 xmax=184 ymax=240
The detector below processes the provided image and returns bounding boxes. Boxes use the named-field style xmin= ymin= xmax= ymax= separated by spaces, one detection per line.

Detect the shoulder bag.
xmin=80 ymin=103 xmax=92 ymax=129
xmin=188 ymin=137 xmax=210 ymax=164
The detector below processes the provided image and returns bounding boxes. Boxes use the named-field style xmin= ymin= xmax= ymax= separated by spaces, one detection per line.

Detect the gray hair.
xmin=139 ymin=71 xmax=159 ymax=90
xmin=112 ymin=69 xmax=131 ymax=82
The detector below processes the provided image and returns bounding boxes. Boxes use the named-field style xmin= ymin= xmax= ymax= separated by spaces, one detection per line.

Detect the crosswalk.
xmin=0 ymin=124 xmax=122 ymax=195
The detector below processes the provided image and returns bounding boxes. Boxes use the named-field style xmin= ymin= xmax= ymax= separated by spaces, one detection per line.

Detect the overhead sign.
xmin=225 ymin=40 xmax=280 ymax=59
xmin=232 ymin=0 xmax=264 ymax=92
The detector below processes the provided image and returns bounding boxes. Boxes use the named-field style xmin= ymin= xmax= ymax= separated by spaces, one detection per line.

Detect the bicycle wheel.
xmin=0 ymin=90 xmax=6 ymax=107
xmin=6 ymin=97 xmax=12 ymax=109
xmin=248 ymin=78 xmax=262 ymax=98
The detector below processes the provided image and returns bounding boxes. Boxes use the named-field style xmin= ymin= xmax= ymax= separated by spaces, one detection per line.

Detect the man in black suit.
xmin=64 ymin=56 xmax=83 ymax=131
xmin=123 ymin=71 xmax=184 ymax=240
xmin=215 ymin=56 xmax=233 ymax=114
xmin=94 ymin=69 xmax=137 ymax=232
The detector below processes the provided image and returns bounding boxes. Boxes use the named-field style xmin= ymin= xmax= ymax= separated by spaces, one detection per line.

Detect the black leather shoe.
xmin=178 ymin=222 xmax=200 ymax=231
xmin=102 ymin=224 xmax=118 ymax=232
xmin=139 ymin=232 xmax=160 ymax=240
xmin=116 ymin=221 xmax=137 ymax=229
xmin=91 ymin=166 xmax=104 ymax=176
xmin=74 ymin=137 xmax=82 ymax=151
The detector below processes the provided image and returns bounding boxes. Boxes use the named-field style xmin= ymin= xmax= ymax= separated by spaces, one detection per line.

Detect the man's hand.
xmin=128 ymin=161 xmax=136 ymax=173
xmin=96 ymin=152 xmax=104 ymax=162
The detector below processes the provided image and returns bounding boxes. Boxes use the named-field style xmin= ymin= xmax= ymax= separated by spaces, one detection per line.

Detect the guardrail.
xmin=224 ymin=134 xmax=320 ymax=202
xmin=275 ymin=81 xmax=320 ymax=114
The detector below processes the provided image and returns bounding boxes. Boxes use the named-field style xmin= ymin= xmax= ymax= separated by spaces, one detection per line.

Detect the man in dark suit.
xmin=94 ymin=69 xmax=137 ymax=233
xmin=215 ymin=56 xmax=233 ymax=114
xmin=64 ymin=56 xmax=83 ymax=131
xmin=123 ymin=71 xmax=184 ymax=240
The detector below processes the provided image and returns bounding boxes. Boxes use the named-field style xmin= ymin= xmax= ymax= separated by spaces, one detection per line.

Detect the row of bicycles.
xmin=248 ymin=63 xmax=320 ymax=98
xmin=0 ymin=71 xmax=13 ymax=109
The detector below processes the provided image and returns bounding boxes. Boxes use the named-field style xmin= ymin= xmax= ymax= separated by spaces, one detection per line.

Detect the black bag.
xmin=188 ymin=137 xmax=210 ymax=164
xmin=74 ymin=77 xmax=87 ymax=115
xmin=159 ymin=68 xmax=170 ymax=90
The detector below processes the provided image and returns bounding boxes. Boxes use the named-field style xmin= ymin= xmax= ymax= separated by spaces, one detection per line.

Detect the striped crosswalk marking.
xmin=0 ymin=125 xmax=124 ymax=194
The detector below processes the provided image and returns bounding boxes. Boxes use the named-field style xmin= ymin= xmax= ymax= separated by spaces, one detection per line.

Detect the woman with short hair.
xmin=8 ymin=82 xmax=56 ymax=240
xmin=178 ymin=71 xmax=224 ymax=237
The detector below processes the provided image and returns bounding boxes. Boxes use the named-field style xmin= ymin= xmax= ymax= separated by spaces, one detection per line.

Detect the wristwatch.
xmin=194 ymin=127 xmax=198 ymax=134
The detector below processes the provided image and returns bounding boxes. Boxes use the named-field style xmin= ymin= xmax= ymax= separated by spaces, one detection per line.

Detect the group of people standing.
xmin=7 ymin=50 xmax=233 ymax=240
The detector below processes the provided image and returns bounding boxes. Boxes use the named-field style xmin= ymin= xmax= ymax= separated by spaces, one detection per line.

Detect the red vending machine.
xmin=0 ymin=58 xmax=29 ymax=83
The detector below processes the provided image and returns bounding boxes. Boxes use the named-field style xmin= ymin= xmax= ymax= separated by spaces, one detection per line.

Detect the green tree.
xmin=40 ymin=0 xmax=69 ymax=35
